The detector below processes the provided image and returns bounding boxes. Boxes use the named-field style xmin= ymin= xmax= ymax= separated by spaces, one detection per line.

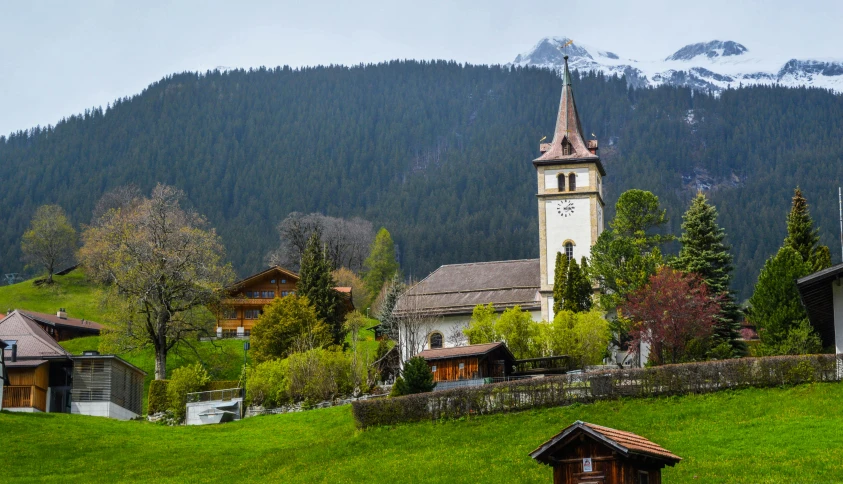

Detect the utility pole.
xmin=839 ymin=187 xmax=842 ymax=262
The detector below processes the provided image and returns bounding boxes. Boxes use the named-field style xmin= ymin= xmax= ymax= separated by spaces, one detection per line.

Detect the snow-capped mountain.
xmin=511 ymin=38 xmax=843 ymax=93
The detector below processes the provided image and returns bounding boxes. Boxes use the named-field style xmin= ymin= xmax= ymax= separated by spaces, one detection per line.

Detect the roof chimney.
xmin=57 ymin=308 xmax=67 ymax=319
xmin=11 ymin=343 xmax=17 ymax=362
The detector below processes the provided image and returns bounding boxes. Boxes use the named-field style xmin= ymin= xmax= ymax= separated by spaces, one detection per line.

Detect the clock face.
xmin=557 ymin=200 xmax=575 ymax=217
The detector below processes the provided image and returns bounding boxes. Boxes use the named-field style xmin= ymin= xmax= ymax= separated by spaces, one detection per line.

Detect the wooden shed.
xmin=417 ymin=342 xmax=516 ymax=384
xmin=530 ymin=421 xmax=681 ymax=484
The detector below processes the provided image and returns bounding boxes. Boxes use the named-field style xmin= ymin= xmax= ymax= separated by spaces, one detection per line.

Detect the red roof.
xmin=531 ymin=420 xmax=681 ymax=465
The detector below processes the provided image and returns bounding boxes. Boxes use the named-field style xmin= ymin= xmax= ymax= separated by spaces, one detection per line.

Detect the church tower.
xmin=535 ymin=56 xmax=605 ymax=321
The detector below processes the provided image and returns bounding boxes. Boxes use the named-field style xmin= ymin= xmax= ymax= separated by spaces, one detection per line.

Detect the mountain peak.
xmin=665 ymin=40 xmax=749 ymax=62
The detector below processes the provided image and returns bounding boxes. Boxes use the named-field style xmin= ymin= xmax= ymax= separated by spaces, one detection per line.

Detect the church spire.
xmin=536 ymin=55 xmax=596 ymax=161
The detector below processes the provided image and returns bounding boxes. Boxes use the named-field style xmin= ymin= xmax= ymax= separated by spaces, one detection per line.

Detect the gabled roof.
xmin=395 ymin=259 xmax=540 ymax=317
xmin=20 ymin=310 xmax=103 ymax=332
xmin=417 ymin=342 xmax=516 ymax=361
xmin=229 ymin=265 xmax=300 ymax=290
xmin=531 ymin=421 xmax=681 ymax=466
xmin=795 ymin=262 xmax=843 ymax=348
xmin=0 ymin=311 xmax=71 ymax=362
xmin=534 ymin=55 xmax=600 ymax=168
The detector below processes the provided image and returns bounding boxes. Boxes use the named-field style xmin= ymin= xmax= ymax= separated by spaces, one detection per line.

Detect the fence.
xmin=351 ymin=354 xmax=842 ymax=428
xmin=186 ymin=388 xmax=244 ymax=403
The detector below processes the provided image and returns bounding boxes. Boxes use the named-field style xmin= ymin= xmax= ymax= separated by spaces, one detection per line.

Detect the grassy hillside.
xmin=0 ymin=270 xmax=107 ymax=322
xmin=2 ymin=383 xmax=842 ymax=482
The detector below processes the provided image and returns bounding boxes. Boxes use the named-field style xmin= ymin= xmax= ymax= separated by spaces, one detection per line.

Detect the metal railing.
xmin=186 ymin=388 xmax=244 ymax=403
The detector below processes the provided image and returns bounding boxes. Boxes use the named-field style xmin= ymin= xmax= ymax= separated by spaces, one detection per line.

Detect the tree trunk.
xmin=155 ymin=348 xmax=167 ymax=380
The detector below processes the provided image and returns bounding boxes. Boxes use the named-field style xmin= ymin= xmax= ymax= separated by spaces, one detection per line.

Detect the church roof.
xmin=395 ymin=259 xmax=540 ymax=317
xmin=534 ymin=56 xmax=600 ymax=166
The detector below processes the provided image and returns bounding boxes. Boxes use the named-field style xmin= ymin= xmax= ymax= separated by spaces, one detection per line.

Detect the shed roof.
xmin=417 ymin=342 xmax=515 ymax=361
xmin=73 ymin=353 xmax=147 ymax=376
xmin=395 ymin=259 xmax=540 ymax=316
xmin=0 ymin=311 xmax=71 ymax=361
xmin=796 ymin=262 xmax=843 ymax=348
xmin=531 ymin=420 xmax=681 ymax=466
xmin=20 ymin=310 xmax=103 ymax=332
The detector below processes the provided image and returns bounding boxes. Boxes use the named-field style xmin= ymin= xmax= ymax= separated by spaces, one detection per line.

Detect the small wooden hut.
xmin=530 ymin=421 xmax=681 ymax=484
xmin=417 ymin=342 xmax=516 ymax=386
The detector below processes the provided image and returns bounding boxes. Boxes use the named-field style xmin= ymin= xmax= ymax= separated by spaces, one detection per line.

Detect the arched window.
xmin=429 ymin=332 xmax=443 ymax=349
xmin=564 ymin=242 xmax=574 ymax=260
xmin=568 ymin=173 xmax=577 ymax=191
xmin=557 ymin=173 xmax=566 ymax=192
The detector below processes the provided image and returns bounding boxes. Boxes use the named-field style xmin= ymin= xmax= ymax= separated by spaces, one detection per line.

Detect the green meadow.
xmin=4 ymin=383 xmax=843 ymax=483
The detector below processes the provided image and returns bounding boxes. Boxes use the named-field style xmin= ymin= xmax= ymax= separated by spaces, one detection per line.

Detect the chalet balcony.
xmin=3 ymin=385 xmax=47 ymax=412
xmin=221 ymin=297 xmax=275 ymax=306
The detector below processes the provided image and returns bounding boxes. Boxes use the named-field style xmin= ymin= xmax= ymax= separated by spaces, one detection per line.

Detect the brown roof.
xmin=229 ymin=265 xmax=300 ymax=290
xmin=20 ymin=310 xmax=103 ymax=332
xmin=417 ymin=342 xmax=515 ymax=361
xmin=395 ymin=259 xmax=540 ymax=316
xmin=531 ymin=421 xmax=681 ymax=466
xmin=0 ymin=311 xmax=71 ymax=361
xmin=533 ymin=56 xmax=604 ymax=175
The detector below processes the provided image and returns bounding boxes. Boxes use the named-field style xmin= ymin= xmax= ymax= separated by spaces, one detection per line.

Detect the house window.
xmin=564 ymin=242 xmax=574 ymax=260
xmin=557 ymin=173 xmax=565 ymax=192
xmin=270 ymin=279 xmax=276 ymax=284
xmin=431 ymin=365 xmax=437 ymax=372
xmin=224 ymin=309 xmax=237 ymax=319
xmin=281 ymin=279 xmax=287 ymax=284
xmin=429 ymin=332 xmax=443 ymax=349
xmin=568 ymin=173 xmax=576 ymax=191
xmin=638 ymin=471 xmax=649 ymax=484
xmin=261 ymin=291 xmax=275 ymax=299
xmin=244 ymin=309 xmax=261 ymax=319
xmin=459 ymin=362 xmax=465 ymax=370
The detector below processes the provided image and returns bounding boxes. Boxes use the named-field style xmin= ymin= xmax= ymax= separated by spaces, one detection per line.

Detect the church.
xmin=395 ymin=56 xmax=605 ymax=362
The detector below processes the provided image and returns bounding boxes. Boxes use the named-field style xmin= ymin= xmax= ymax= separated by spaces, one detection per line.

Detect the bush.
xmin=246 ymin=359 xmax=288 ymax=407
xmin=250 ymin=294 xmax=332 ymax=363
xmin=167 ymin=363 xmax=211 ymax=422
xmin=392 ymin=357 xmax=434 ymax=396
xmin=351 ymin=354 xmax=841 ymax=428
xmin=287 ymin=347 xmax=358 ymax=402
xmin=147 ymin=380 xmax=170 ymax=414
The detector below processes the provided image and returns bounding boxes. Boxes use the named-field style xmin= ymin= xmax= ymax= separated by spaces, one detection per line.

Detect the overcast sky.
xmin=2 ymin=0 xmax=842 ymax=136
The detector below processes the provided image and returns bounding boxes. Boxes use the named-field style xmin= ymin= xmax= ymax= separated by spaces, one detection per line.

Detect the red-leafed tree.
xmin=622 ymin=268 xmax=722 ymax=365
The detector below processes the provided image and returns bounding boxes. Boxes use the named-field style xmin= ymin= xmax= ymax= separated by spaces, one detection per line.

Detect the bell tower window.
xmin=564 ymin=242 xmax=574 ymax=260
xmin=568 ymin=173 xmax=577 ymax=191
xmin=557 ymin=173 xmax=566 ymax=192
xmin=562 ymin=139 xmax=573 ymax=156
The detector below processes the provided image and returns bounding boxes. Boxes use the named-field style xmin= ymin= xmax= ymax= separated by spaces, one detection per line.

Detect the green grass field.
xmin=0 ymin=271 xmax=107 ymax=322
xmin=3 ymin=382 xmax=843 ymax=483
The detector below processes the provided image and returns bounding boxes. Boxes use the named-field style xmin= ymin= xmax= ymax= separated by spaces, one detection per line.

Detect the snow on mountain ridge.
xmin=511 ymin=37 xmax=843 ymax=93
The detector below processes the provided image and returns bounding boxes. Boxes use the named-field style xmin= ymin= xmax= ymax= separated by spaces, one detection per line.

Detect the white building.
xmin=796 ymin=263 xmax=843 ymax=354
xmin=396 ymin=56 xmax=605 ymax=361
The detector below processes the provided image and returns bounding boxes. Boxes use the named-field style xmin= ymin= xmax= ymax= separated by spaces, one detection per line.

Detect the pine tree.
xmin=362 ymin=228 xmax=399 ymax=308
xmin=784 ymin=187 xmax=831 ymax=272
xmin=673 ymin=192 xmax=745 ymax=356
xmin=297 ymin=233 xmax=344 ymax=343
xmin=552 ymin=252 xmax=569 ymax=315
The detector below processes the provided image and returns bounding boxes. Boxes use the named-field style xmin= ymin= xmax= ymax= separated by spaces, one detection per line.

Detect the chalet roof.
xmin=531 ymin=421 xmax=682 ymax=466
xmin=796 ymin=262 xmax=843 ymax=348
xmin=20 ymin=310 xmax=103 ymax=332
xmin=395 ymin=259 xmax=541 ymax=316
xmin=0 ymin=311 xmax=71 ymax=362
xmin=417 ymin=342 xmax=515 ymax=361
xmin=229 ymin=265 xmax=300 ymax=290
xmin=534 ymin=56 xmax=600 ymax=168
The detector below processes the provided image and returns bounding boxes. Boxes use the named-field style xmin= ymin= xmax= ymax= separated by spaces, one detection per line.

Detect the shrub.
xmin=250 ymin=294 xmax=332 ymax=363
xmin=246 ymin=359 xmax=288 ymax=407
xmin=167 ymin=363 xmax=211 ymax=422
xmin=351 ymin=354 xmax=841 ymax=428
xmin=147 ymin=380 xmax=170 ymax=414
xmin=286 ymin=347 xmax=357 ymax=402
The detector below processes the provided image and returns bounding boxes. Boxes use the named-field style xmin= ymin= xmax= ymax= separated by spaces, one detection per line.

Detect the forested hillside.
xmin=1 ymin=61 xmax=842 ymax=299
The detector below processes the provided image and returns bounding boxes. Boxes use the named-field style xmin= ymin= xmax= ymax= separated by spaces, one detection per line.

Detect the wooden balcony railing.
xmin=3 ymin=386 xmax=47 ymax=412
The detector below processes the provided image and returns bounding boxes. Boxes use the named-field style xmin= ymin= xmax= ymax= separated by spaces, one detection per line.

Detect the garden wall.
xmin=351 ymin=354 xmax=842 ymax=428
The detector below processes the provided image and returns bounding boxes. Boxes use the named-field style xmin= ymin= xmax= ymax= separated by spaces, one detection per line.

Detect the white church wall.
xmin=833 ymin=282 xmax=843 ymax=354
xmin=544 ymin=168 xmax=590 ymax=191
xmin=544 ymin=197 xmax=593 ymax=285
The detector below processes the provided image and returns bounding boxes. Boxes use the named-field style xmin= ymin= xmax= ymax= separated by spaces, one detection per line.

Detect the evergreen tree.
xmin=784 ymin=187 xmax=831 ymax=272
xmin=393 ymin=356 xmax=435 ymax=395
xmin=376 ymin=274 xmax=403 ymax=340
xmin=562 ymin=257 xmax=593 ymax=313
xmin=673 ymin=193 xmax=745 ymax=356
xmin=552 ymin=252 xmax=569 ymax=315
xmin=297 ymin=233 xmax=344 ymax=343
xmin=362 ymin=228 xmax=399 ymax=308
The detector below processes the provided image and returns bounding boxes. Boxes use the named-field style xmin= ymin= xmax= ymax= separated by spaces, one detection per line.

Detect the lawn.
xmin=3 ymin=382 xmax=843 ymax=483
xmin=0 ymin=270 xmax=107 ymax=322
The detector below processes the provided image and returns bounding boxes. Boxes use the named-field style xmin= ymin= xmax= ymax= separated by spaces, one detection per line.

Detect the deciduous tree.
xmin=21 ymin=204 xmax=76 ymax=283
xmin=79 ymin=184 xmax=234 ymax=379
xmin=362 ymin=228 xmax=399 ymax=308
xmin=250 ymin=294 xmax=331 ymax=363
xmin=622 ymin=268 xmax=722 ymax=365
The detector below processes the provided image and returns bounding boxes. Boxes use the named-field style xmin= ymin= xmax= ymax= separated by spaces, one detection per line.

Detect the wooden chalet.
xmin=217 ymin=265 xmax=353 ymax=337
xmin=0 ymin=311 xmax=145 ymax=419
xmin=531 ymin=421 xmax=681 ymax=484
xmin=19 ymin=309 xmax=102 ymax=342
xmin=417 ymin=342 xmax=516 ymax=387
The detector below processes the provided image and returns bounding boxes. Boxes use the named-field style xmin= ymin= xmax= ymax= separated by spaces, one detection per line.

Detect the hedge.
xmin=351 ymin=354 xmax=841 ymax=428
xmin=147 ymin=380 xmax=240 ymax=414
